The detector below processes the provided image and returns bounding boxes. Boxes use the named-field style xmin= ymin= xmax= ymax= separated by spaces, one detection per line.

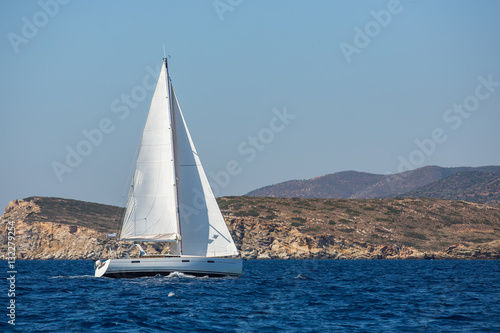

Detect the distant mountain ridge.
xmin=246 ymin=166 xmax=500 ymax=205
xmin=401 ymin=171 xmax=500 ymax=206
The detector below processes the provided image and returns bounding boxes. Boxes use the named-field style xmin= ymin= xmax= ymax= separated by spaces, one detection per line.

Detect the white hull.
xmin=95 ymin=257 xmax=243 ymax=278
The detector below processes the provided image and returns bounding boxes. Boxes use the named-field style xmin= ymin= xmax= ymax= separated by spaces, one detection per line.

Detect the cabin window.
xmin=131 ymin=261 xmax=140 ymax=263
xmin=182 ymin=260 xmax=190 ymax=262
xmin=207 ymin=260 xmax=215 ymax=263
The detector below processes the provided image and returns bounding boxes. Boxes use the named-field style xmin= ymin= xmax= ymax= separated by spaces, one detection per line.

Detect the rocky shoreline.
xmin=1 ymin=198 xmax=499 ymax=261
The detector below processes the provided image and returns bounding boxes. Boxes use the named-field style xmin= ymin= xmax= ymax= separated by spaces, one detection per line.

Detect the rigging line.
xmin=209 ymin=224 xmax=231 ymax=243
xmin=141 ymin=216 xmax=163 ymax=235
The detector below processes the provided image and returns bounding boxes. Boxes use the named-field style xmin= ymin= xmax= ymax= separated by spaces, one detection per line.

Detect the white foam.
xmin=166 ymin=271 xmax=198 ymax=279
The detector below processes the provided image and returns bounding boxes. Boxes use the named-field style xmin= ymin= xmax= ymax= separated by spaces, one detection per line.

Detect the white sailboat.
xmin=95 ymin=58 xmax=242 ymax=278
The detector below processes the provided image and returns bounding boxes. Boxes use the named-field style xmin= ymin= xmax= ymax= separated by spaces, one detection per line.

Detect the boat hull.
xmin=95 ymin=257 xmax=243 ymax=278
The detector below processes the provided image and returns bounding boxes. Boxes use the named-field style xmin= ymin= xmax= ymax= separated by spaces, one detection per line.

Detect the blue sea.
xmin=2 ymin=260 xmax=499 ymax=332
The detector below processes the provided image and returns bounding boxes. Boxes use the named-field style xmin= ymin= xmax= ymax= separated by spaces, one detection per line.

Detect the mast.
xmin=165 ymin=58 xmax=183 ymax=255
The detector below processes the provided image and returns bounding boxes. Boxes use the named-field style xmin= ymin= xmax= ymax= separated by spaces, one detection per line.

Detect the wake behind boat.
xmin=95 ymin=58 xmax=242 ymax=278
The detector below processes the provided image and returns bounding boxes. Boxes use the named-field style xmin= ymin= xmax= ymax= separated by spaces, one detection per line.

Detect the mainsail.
xmin=120 ymin=61 xmax=179 ymax=242
xmin=120 ymin=59 xmax=239 ymax=257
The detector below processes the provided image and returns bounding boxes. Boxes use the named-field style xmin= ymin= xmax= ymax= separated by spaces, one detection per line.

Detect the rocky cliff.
xmin=1 ymin=196 xmax=499 ymax=260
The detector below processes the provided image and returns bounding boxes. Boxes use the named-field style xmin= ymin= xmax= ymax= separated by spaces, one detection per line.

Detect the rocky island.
xmin=1 ymin=196 xmax=499 ymax=260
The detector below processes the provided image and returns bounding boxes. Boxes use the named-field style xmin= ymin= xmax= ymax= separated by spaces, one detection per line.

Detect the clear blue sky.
xmin=1 ymin=0 xmax=499 ymax=209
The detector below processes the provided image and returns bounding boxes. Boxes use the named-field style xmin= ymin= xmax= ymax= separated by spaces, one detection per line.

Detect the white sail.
xmin=120 ymin=63 xmax=180 ymax=242
xmin=171 ymin=86 xmax=239 ymax=257
xmin=120 ymin=59 xmax=239 ymax=257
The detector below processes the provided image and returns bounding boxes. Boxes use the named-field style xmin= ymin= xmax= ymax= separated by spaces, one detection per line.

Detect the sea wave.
xmin=12 ymin=260 xmax=500 ymax=332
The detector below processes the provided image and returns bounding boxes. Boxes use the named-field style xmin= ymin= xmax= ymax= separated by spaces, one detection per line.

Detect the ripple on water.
xmin=10 ymin=260 xmax=500 ymax=332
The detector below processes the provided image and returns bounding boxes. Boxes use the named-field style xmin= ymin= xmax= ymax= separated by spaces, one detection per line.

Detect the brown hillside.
xmin=402 ymin=172 xmax=500 ymax=206
xmin=1 ymin=196 xmax=499 ymax=260
xmin=220 ymin=196 xmax=500 ymax=255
